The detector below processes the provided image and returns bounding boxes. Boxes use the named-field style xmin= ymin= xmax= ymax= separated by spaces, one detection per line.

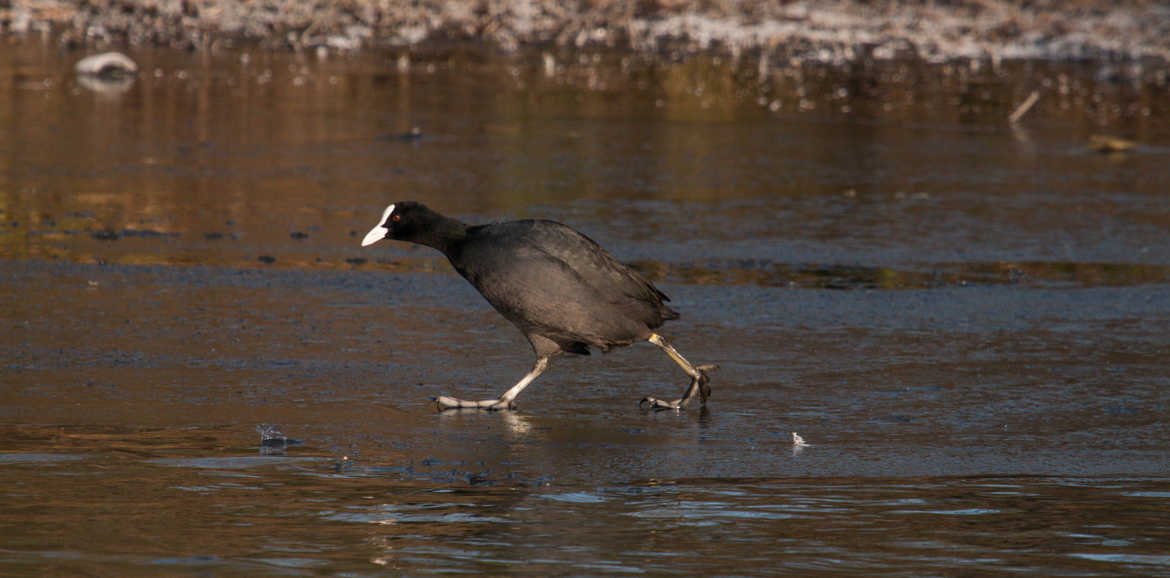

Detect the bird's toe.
xmin=694 ymin=364 xmax=716 ymax=402
xmin=639 ymin=396 xmax=683 ymax=411
xmin=698 ymin=378 xmax=712 ymax=402
xmin=433 ymin=395 xmax=516 ymax=411
xmin=433 ymin=395 xmax=463 ymax=410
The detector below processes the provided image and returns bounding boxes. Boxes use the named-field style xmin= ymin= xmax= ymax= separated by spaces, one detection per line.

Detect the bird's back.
xmin=447 ymin=219 xmax=677 ymax=351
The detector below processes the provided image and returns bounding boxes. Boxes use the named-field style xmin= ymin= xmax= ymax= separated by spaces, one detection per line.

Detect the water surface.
xmin=2 ymin=38 xmax=1170 ymax=575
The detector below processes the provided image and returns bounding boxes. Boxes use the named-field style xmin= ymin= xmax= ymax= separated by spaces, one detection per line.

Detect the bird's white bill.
xmin=361 ymin=225 xmax=388 ymax=246
xmin=360 ymin=204 xmax=395 ymax=247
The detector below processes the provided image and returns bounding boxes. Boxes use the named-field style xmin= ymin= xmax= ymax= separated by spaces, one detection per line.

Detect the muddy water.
xmin=3 ymin=37 xmax=1170 ymax=575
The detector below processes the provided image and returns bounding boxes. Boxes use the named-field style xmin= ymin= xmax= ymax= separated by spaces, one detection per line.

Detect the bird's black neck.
xmin=412 ymin=211 xmax=469 ymax=255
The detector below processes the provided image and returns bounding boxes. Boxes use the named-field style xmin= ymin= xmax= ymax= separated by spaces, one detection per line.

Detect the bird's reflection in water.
xmin=436 ymin=406 xmax=533 ymax=437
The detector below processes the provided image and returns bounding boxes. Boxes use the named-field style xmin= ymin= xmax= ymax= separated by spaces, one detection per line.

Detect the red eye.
xmin=392 ymin=214 xmax=401 ymax=222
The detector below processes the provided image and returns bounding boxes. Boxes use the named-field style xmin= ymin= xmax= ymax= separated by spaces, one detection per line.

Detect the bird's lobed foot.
xmin=695 ymin=364 xmax=717 ymax=402
xmin=639 ymin=363 xmax=719 ymax=411
xmin=433 ymin=396 xmax=515 ymax=411
xmin=639 ymin=396 xmax=684 ymax=411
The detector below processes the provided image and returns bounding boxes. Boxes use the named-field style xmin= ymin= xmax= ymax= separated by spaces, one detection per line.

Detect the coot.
xmin=361 ymin=202 xmax=715 ymax=410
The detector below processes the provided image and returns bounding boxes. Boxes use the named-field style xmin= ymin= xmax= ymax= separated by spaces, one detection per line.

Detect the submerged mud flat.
xmin=3 ymin=36 xmax=1170 ymax=575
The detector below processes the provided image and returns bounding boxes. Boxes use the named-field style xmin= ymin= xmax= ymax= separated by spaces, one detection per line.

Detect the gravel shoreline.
xmin=5 ymin=1 xmax=1170 ymax=63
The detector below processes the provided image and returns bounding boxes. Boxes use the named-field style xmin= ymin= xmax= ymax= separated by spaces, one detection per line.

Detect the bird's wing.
xmin=451 ymin=220 xmax=675 ymax=346
xmin=520 ymin=221 xmax=671 ymax=307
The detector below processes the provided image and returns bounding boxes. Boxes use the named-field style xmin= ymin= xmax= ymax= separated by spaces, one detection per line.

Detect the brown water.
xmin=3 ymin=38 xmax=1170 ymax=575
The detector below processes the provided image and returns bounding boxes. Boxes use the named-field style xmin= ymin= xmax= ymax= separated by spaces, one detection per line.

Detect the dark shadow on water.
xmin=634 ymin=259 xmax=1170 ymax=289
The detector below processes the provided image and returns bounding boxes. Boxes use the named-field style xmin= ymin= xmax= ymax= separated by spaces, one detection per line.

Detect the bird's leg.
xmin=434 ymin=357 xmax=549 ymax=411
xmin=640 ymin=333 xmax=718 ymax=411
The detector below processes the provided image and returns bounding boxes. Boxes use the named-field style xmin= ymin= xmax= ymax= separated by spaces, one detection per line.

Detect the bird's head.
xmin=361 ymin=202 xmax=418 ymax=247
xmin=361 ymin=202 xmax=463 ymax=250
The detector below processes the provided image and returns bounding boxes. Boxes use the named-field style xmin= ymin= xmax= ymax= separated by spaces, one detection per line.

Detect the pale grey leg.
xmin=640 ymin=333 xmax=717 ymax=411
xmin=434 ymin=357 xmax=549 ymax=411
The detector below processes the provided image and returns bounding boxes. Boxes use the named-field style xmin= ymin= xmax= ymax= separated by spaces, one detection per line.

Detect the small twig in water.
xmin=1009 ymin=90 xmax=1040 ymax=125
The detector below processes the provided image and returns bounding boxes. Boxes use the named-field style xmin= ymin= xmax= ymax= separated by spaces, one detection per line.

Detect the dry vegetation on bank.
xmin=4 ymin=0 xmax=1170 ymax=63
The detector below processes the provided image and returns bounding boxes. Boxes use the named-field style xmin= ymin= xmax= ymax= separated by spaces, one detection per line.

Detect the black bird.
xmin=361 ymin=202 xmax=715 ymax=410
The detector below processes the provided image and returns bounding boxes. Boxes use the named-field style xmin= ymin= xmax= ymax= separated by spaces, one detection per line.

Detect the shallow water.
xmin=3 ymin=38 xmax=1170 ymax=575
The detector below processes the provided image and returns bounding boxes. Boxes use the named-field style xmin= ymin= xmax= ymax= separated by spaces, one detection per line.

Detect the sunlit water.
xmin=3 ymin=37 xmax=1170 ymax=575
